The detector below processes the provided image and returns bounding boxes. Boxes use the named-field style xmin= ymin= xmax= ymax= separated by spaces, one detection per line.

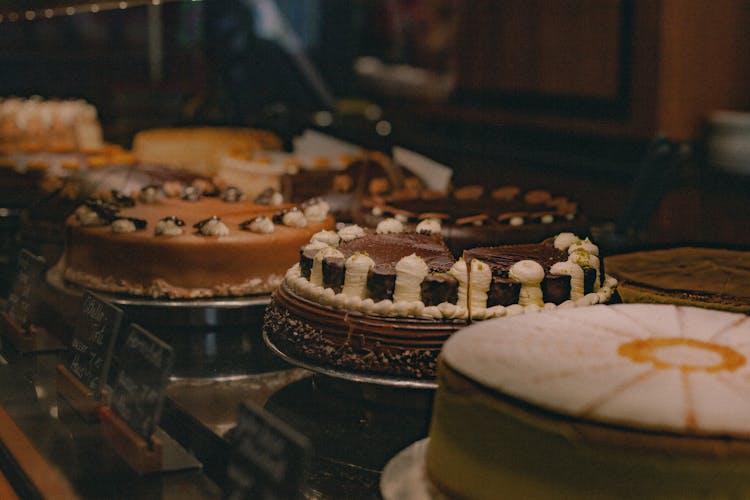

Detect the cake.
xmin=263 ymin=223 xmax=616 ymax=378
xmin=0 ymin=96 xmax=104 ymax=153
xmin=132 ymin=127 xmax=282 ymax=177
xmin=606 ymin=247 xmax=750 ymax=314
xmin=217 ymin=147 xmax=398 ymax=222
xmin=356 ymin=184 xmax=589 ymax=254
xmin=55 ymin=186 xmax=334 ymax=299
xmin=401 ymin=304 xmax=750 ymax=499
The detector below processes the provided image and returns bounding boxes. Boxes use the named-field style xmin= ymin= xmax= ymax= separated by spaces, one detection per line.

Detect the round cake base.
xmin=380 ymin=438 xmax=443 ymax=500
xmin=262 ymin=282 xmax=466 ymax=380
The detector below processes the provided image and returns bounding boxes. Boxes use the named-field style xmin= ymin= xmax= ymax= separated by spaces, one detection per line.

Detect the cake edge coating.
xmin=425 ymin=358 xmax=750 ymax=499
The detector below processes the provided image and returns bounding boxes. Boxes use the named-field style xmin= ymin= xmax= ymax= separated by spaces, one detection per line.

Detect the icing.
xmin=394 ymin=254 xmax=429 ymax=303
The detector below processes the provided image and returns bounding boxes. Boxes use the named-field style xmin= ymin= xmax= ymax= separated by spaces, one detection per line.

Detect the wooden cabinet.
xmin=420 ymin=0 xmax=750 ymax=141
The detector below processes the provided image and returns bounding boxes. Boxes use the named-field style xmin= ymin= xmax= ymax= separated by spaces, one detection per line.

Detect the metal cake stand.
xmin=263 ymin=329 xmax=437 ymax=415
xmin=46 ymin=267 xmax=271 ymax=328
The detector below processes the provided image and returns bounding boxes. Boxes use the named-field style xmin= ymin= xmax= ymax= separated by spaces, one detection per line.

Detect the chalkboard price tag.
xmin=67 ymin=291 xmax=124 ymax=400
xmin=5 ymin=249 xmax=46 ymax=329
xmin=227 ymin=400 xmax=311 ymax=500
xmin=109 ymin=324 xmax=174 ymax=441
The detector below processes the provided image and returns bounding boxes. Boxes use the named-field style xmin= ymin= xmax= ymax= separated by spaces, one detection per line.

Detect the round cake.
xmin=263 ymin=222 xmax=616 ymax=378
xmin=20 ymin=163 xmax=219 ymax=267
xmin=132 ymin=127 xmax=282 ymax=177
xmin=356 ymin=184 xmax=588 ymax=254
xmin=0 ymin=96 xmax=103 ymax=153
xmin=415 ymin=304 xmax=750 ymax=499
xmin=55 ymin=188 xmax=334 ymax=299
xmin=606 ymin=247 xmax=750 ymax=314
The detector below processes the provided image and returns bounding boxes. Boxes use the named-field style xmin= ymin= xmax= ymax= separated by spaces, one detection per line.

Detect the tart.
xmin=606 ymin=247 xmax=750 ymax=314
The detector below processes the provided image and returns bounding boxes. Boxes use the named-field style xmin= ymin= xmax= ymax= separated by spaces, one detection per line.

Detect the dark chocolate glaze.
xmin=338 ymin=232 xmax=455 ymax=274
xmin=463 ymin=240 xmax=566 ymax=275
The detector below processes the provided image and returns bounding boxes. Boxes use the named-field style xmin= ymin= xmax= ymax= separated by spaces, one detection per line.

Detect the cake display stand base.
xmin=46 ymin=267 xmax=279 ymax=379
xmin=46 ymin=267 xmax=271 ymax=328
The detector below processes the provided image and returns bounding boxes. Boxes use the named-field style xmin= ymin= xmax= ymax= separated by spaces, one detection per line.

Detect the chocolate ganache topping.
xmin=338 ymin=232 xmax=455 ymax=274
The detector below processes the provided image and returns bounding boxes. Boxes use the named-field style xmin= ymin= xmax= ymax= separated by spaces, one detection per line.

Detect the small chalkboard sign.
xmin=5 ymin=249 xmax=46 ymax=329
xmin=227 ymin=400 xmax=311 ymax=500
xmin=109 ymin=324 xmax=174 ymax=441
xmin=67 ymin=291 xmax=123 ymax=400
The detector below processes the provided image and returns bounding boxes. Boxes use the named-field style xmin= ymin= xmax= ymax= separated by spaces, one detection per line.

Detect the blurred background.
xmin=1 ymin=0 xmax=749 ymax=246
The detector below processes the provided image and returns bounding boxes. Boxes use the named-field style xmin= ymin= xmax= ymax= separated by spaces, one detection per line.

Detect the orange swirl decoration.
xmin=618 ymin=338 xmax=746 ymax=373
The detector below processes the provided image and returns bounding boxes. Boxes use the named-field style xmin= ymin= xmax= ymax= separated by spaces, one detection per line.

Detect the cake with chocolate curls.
xmin=263 ymin=220 xmax=617 ymax=379
xmin=356 ymin=184 xmax=588 ymax=254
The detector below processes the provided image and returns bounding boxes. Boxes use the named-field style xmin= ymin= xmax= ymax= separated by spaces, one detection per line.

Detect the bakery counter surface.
xmin=0 ymin=348 xmax=221 ymax=499
xmin=167 ymin=365 xmax=435 ymax=499
xmin=0 ymin=330 xmax=431 ymax=498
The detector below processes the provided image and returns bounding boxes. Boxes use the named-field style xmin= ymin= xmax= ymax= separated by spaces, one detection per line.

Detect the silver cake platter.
xmin=46 ymin=266 xmax=271 ymax=328
xmin=263 ymin=328 xmax=437 ymax=403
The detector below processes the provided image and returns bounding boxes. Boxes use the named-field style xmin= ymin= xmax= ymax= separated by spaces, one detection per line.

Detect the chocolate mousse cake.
xmin=606 ymin=247 xmax=750 ymax=314
xmin=55 ymin=186 xmax=334 ymax=299
xmin=356 ymin=184 xmax=589 ymax=254
xmin=263 ymin=220 xmax=616 ymax=378
xmin=383 ymin=304 xmax=750 ymax=499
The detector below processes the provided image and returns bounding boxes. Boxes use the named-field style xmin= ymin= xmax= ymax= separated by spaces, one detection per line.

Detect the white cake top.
xmin=442 ymin=304 xmax=750 ymax=437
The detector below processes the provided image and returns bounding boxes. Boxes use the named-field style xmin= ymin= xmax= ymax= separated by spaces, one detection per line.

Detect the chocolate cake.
xmin=356 ymin=184 xmax=589 ymax=253
xmin=263 ymin=222 xmax=617 ymax=378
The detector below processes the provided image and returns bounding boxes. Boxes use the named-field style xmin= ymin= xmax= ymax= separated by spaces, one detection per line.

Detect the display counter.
xmin=0 ymin=288 xmax=433 ymax=499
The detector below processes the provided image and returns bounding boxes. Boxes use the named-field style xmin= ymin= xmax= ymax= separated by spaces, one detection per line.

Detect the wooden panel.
xmin=0 ymin=470 xmax=19 ymax=500
xmin=456 ymin=0 xmax=623 ymax=98
xmin=657 ymin=0 xmax=750 ymax=139
xmin=0 ymin=406 xmax=79 ymax=499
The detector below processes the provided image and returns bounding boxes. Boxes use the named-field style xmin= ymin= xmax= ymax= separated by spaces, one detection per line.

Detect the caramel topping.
xmin=455 ymin=214 xmax=489 ymax=226
xmin=619 ymin=338 xmax=746 ymax=373
xmin=418 ymin=212 xmax=451 ymax=220
xmin=491 ymin=186 xmax=520 ymax=201
xmin=454 ymin=185 xmax=484 ymax=200
xmin=524 ymin=190 xmax=552 ymax=204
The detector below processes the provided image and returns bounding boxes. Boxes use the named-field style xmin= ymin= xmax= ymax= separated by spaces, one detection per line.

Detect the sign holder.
xmin=55 ymin=291 xmax=123 ymax=421
xmin=55 ymin=365 xmax=110 ymax=422
xmin=98 ymin=406 xmax=163 ymax=475
xmin=227 ymin=400 xmax=311 ymax=499
xmin=99 ymin=324 xmax=173 ymax=475
xmin=0 ymin=249 xmax=64 ymax=353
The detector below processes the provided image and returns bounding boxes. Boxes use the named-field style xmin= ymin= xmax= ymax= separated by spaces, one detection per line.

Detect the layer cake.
xmin=263 ymin=222 xmax=616 ymax=378
xmin=357 ymin=184 xmax=588 ymax=254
